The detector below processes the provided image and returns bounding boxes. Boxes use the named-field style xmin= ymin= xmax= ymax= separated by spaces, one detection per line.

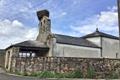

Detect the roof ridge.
xmin=82 ymin=31 xmax=119 ymax=39
xmin=54 ymin=34 xmax=80 ymax=39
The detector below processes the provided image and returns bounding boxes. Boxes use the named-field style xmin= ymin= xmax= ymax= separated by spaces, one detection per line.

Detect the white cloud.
xmin=52 ymin=28 xmax=80 ymax=37
xmin=0 ymin=0 xmax=6 ymax=6
xmin=71 ymin=6 xmax=119 ymax=36
xmin=51 ymin=11 xmax=67 ymax=19
xmin=19 ymin=2 xmax=33 ymax=13
xmin=0 ymin=19 xmax=38 ymax=49
xmin=0 ymin=0 xmax=36 ymax=20
xmin=61 ymin=12 xmax=67 ymax=16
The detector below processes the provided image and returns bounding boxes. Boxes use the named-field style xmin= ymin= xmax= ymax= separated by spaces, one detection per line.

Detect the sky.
xmin=0 ymin=0 xmax=119 ymax=49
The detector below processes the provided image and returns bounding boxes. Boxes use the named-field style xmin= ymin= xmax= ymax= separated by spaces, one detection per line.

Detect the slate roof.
xmin=82 ymin=30 xmax=119 ymax=40
xmin=6 ymin=40 xmax=48 ymax=50
xmin=54 ymin=34 xmax=100 ymax=48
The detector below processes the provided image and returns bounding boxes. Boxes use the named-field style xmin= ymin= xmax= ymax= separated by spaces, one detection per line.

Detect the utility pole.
xmin=117 ymin=0 xmax=120 ymax=54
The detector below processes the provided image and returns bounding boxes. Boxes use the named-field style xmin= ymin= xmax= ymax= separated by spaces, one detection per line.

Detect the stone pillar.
xmin=7 ymin=47 xmax=19 ymax=71
xmin=11 ymin=47 xmax=19 ymax=72
xmin=7 ymin=50 xmax=13 ymax=71
xmin=46 ymin=35 xmax=56 ymax=57
xmin=5 ymin=51 xmax=9 ymax=69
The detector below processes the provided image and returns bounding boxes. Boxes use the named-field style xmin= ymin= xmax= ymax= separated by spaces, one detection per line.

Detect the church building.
xmin=5 ymin=10 xmax=120 ymax=70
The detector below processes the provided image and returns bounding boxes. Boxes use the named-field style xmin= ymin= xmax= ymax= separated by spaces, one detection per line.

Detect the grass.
xmin=87 ymin=66 xmax=95 ymax=78
xmin=14 ymin=67 xmax=120 ymax=79
xmin=16 ymin=70 xmax=83 ymax=78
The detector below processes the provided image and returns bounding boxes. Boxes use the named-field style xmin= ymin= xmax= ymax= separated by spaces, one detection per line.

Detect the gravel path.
xmin=0 ymin=73 xmax=108 ymax=80
xmin=0 ymin=68 xmax=108 ymax=80
xmin=0 ymin=67 xmax=53 ymax=80
xmin=0 ymin=68 xmax=69 ymax=80
xmin=0 ymin=73 xmax=52 ymax=80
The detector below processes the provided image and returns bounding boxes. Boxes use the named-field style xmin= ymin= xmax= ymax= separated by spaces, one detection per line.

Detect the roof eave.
xmin=56 ymin=42 xmax=101 ymax=49
xmin=82 ymin=35 xmax=119 ymax=40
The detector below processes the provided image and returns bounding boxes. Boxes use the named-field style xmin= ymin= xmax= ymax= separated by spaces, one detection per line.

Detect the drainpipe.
xmin=63 ymin=47 xmax=64 ymax=57
xmin=117 ymin=0 xmax=120 ymax=56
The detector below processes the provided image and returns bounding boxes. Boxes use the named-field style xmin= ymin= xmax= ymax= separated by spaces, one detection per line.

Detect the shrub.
xmin=30 ymin=72 xmax=38 ymax=77
xmin=54 ymin=71 xmax=83 ymax=78
xmin=22 ymin=72 xmax=28 ymax=76
xmin=87 ymin=66 xmax=95 ymax=78
xmin=15 ymin=71 xmax=21 ymax=75
xmin=107 ymin=71 xmax=119 ymax=79
xmin=15 ymin=71 xmax=27 ymax=76
xmin=37 ymin=71 xmax=55 ymax=78
xmin=54 ymin=72 xmax=64 ymax=78
xmin=72 ymin=70 xmax=83 ymax=78
xmin=17 ymin=70 xmax=83 ymax=78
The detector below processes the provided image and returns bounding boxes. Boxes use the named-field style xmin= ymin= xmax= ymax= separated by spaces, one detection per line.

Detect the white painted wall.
xmin=86 ymin=37 xmax=101 ymax=47
xmin=102 ymin=37 xmax=120 ymax=58
xmin=51 ymin=36 xmax=120 ymax=58
xmin=54 ymin=43 xmax=101 ymax=58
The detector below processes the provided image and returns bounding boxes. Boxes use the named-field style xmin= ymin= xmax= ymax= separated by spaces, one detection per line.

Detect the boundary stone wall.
xmin=10 ymin=57 xmax=120 ymax=78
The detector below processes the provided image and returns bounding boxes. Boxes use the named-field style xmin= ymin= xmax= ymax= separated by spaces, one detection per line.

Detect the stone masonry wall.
xmin=11 ymin=57 xmax=120 ymax=78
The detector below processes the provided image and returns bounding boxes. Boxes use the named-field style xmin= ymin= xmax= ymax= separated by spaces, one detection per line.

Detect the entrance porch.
xmin=5 ymin=40 xmax=49 ymax=71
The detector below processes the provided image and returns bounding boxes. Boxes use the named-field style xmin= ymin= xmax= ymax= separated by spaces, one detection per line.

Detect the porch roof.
xmin=6 ymin=40 xmax=49 ymax=50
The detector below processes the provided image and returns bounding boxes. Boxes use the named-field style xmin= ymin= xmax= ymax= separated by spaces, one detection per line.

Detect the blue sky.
xmin=0 ymin=0 xmax=118 ymax=49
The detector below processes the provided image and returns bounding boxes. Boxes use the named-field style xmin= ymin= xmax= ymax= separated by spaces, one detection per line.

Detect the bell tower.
xmin=36 ymin=10 xmax=51 ymax=43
